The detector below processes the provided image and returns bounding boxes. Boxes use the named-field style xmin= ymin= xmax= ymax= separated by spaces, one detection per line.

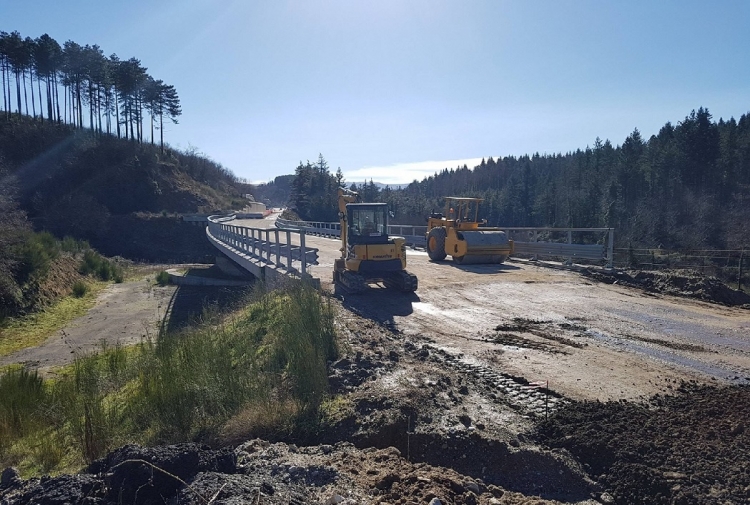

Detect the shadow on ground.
xmin=337 ymin=287 xmax=419 ymax=331
xmin=437 ymin=261 xmax=521 ymax=274
xmin=162 ymin=284 xmax=252 ymax=333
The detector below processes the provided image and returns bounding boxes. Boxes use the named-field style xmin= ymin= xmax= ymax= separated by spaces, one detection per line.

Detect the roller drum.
xmin=454 ymin=230 xmax=511 ymax=264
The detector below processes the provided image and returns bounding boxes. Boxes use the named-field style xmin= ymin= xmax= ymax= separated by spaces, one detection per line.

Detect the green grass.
xmin=0 ymin=280 xmax=338 ymax=476
xmin=155 ymin=270 xmax=170 ymax=286
xmin=0 ymin=281 xmax=107 ymax=358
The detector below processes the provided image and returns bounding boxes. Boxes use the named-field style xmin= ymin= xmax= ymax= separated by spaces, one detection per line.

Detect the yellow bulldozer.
xmin=426 ymin=197 xmax=513 ymax=264
xmin=333 ymin=188 xmax=418 ymax=293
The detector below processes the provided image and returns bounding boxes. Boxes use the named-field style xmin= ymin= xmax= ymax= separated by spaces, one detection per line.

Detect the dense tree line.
xmin=290 ymin=154 xmax=345 ymax=221
xmin=0 ymin=30 xmax=181 ymax=152
xmin=287 ymin=108 xmax=750 ymax=251
xmin=382 ymin=108 xmax=750 ymax=250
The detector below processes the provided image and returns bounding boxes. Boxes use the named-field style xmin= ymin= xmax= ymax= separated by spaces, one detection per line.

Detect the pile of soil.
xmin=535 ymin=385 xmax=750 ymax=504
xmin=0 ymin=441 xmax=581 ymax=505
xmin=582 ymin=269 xmax=750 ymax=307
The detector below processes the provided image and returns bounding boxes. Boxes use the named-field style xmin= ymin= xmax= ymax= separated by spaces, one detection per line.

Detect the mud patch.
xmin=583 ymin=268 xmax=750 ymax=307
xmin=491 ymin=333 xmax=568 ymax=354
xmin=494 ymin=318 xmax=587 ymax=349
xmin=536 ymin=385 xmax=750 ymax=505
xmin=619 ymin=333 xmax=707 ymax=352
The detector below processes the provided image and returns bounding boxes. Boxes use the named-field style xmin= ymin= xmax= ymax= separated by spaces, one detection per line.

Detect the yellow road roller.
xmin=426 ymin=197 xmax=513 ymax=264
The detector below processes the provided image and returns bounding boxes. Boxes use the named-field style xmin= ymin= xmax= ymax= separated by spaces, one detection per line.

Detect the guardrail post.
xmin=275 ymin=229 xmax=281 ymax=266
xmin=566 ymin=230 xmax=573 ymax=265
xmin=533 ymin=230 xmax=538 ymax=261
xmin=300 ymin=231 xmax=307 ymax=273
xmin=268 ymin=229 xmax=273 ymax=263
xmin=607 ymin=228 xmax=614 ymax=269
xmin=286 ymin=230 xmax=293 ymax=271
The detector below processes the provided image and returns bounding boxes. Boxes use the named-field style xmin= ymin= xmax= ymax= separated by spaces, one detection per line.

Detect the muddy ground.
xmin=3 ymin=216 xmax=750 ymax=504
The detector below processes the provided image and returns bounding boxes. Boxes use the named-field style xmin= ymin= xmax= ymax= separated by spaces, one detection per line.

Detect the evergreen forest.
xmin=287 ymin=108 xmax=750 ymax=251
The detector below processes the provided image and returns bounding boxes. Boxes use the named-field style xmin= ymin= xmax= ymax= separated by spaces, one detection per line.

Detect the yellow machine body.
xmin=426 ymin=197 xmax=513 ymax=264
xmin=333 ymin=188 xmax=417 ymax=292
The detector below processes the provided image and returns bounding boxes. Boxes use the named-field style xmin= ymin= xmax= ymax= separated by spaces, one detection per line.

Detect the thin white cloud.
xmin=344 ymin=157 xmax=488 ymax=186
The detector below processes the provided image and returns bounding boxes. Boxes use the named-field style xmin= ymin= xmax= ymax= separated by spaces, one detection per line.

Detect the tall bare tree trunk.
xmin=37 ymin=73 xmax=44 ymax=122
xmin=54 ymin=73 xmax=61 ymax=123
xmin=30 ymin=71 xmax=37 ymax=119
xmin=15 ymin=70 xmax=21 ymax=114
xmin=22 ymin=70 xmax=29 ymax=116
xmin=115 ymin=92 xmax=120 ymax=138
xmin=46 ymin=74 xmax=52 ymax=120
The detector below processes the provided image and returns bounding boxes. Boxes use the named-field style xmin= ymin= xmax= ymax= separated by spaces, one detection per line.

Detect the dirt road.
xmin=237 ymin=215 xmax=750 ymax=402
xmin=0 ymin=277 xmax=176 ymax=373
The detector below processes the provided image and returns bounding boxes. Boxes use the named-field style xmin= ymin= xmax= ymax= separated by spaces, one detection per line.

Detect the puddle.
xmin=585 ymin=330 xmax=750 ymax=381
xmin=608 ymin=306 xmax=750 ymax=352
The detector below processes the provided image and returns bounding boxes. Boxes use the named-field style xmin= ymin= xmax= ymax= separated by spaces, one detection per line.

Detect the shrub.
xmin=155 ymin=271 xmax=170 ymax=286
xmin=16 ymin=231 xmax=60 ymax=284
xmin=72 ymin=280 xmax=88 ymax=298
xmin=79 ymin=250 xmax=123 ymax=282
xmin=60 ymin=236 xmax=89 ymax=254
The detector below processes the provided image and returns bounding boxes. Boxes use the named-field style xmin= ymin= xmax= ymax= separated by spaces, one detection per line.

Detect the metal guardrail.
xmin=274 ymin=218 xmax=613 ymax=268
xmin=275 ymin=218 xmax=427 ymax=247
xmin=207 ymin=216 xmax=319 ymax=278
xmin=503 ymin=227 xmax=614 ymax=268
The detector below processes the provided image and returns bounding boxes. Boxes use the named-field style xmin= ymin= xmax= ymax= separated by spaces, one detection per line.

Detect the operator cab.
xmin=446 ymin=197 xmax=482 ymax=223
xmin=347 ymin=203 xmax=389 ymax=245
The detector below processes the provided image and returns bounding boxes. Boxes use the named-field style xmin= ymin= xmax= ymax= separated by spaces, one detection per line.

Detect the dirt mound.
xmin=1 ymin=440 xmax=583 ymax=505
xmin=535 ymin=385 xmax=750 ymax=504
xmin=583 ymin=269 xmax=750 ymax=307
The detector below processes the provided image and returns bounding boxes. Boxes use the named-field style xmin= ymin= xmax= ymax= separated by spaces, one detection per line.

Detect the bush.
xmin=155 ymin=270 xmax=170 ymax=286
xmin=79 ymin=250 xmax=123 ymax=282
xmin=72 ymin=280 xmax=88 ymax=298
xmin=16 ymin=231 xmax=60 ymax=284
xmin=60 ymin=236 xmax=89 ymax=254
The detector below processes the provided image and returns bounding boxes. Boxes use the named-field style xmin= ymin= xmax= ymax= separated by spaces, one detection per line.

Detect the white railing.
xmin=275 ymin=218 xmax=427 ymax=247
xmin=502 ymin=227 xmax=614 ymax=268
xmin=206 ymin=216 xmax=319 ymax=279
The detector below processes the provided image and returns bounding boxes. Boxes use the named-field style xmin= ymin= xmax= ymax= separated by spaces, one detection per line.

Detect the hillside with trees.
xmin=0 ymin=31 xmax=254 ymax=315
xmin=383 ymin=108 xmax=750 ymax=251
xmin=288 ymin=108 xmax=750 ymax=253
xmin=1 ymin=30 xmax=181 ymax=150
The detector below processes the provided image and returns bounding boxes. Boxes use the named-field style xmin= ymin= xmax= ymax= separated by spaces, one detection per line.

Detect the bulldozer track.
xmin=405 ymin=341 xmax=568 ymax=418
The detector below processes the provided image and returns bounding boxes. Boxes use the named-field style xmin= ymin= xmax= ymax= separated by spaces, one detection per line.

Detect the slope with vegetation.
xmin=0 ymin=282 xmax=336 ymax=476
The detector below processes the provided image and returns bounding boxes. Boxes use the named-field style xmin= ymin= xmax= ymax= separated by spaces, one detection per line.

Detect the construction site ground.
xmin=3 ymin=216 xmax=750 ymax=504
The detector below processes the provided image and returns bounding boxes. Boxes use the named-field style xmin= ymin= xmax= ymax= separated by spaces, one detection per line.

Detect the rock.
xmin=375 ymin=473 xmax=401 ymax=490
xmin=600 ymin=491 xmax=615 ymax=503
xmin=488 ymin=484 xmax=504 ymax=498
xmin=327 ymin=494 xmax=346 ymax=504
xmin=1 ymin=467 xmax=20 ymax=488
xmin=321 ymin=444 xmax=334 ymax=454
xmin=428 ymin=498 xmax=442 ymax=505
xmin=464 ymin=481 xmax=481 ymax=494
xmin=260 ymin=481 xmax=275 ymax=495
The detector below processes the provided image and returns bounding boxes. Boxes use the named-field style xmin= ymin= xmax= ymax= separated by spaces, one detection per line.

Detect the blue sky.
xmin=3 ymin=0 xmax=749 ymax=184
